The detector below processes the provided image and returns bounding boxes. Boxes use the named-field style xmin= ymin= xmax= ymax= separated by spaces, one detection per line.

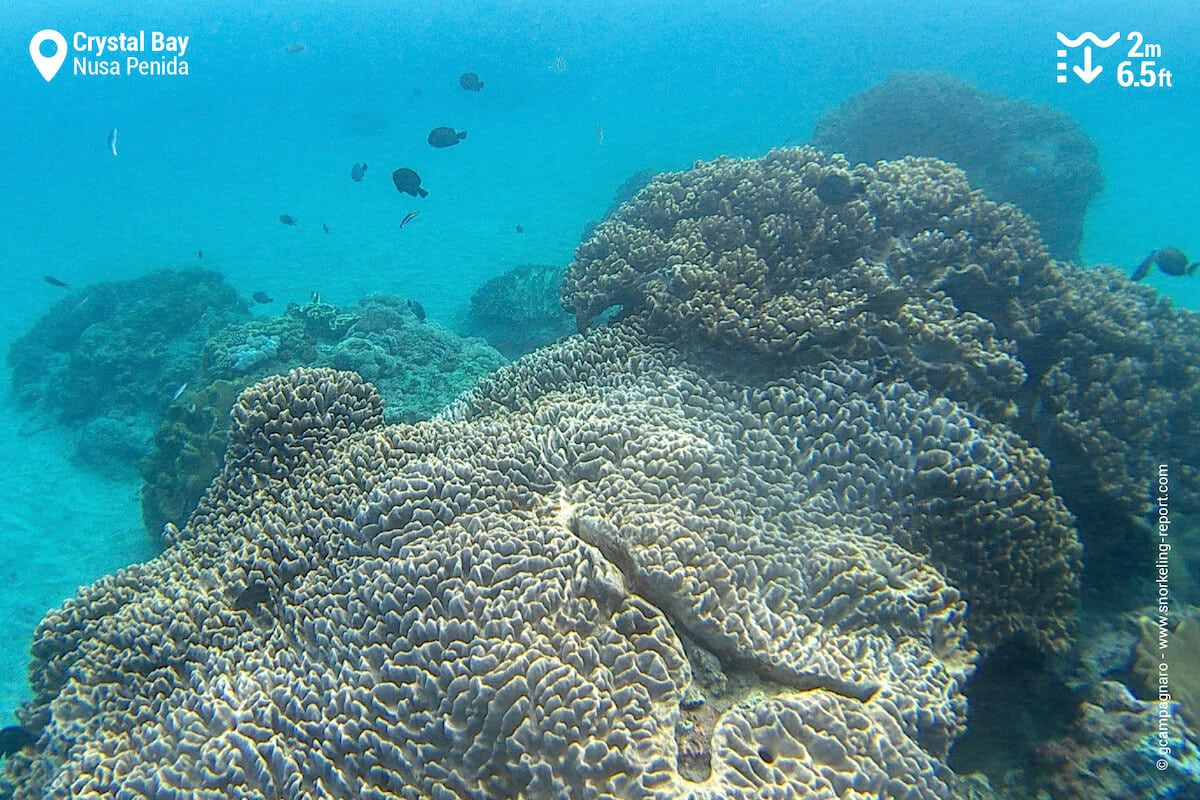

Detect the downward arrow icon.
xmin=1073 ymin=46 xmax=1103 ymax=83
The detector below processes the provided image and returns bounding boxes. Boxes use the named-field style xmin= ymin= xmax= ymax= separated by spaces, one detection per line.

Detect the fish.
xmin=0 ymin=725 xmax=36 ymax=757
xmin=407 ymin=299 xmax=426 ymax=321
xmin=428 ymin=126 xmax=467 ymax=148
xmin=322 ymin=223 xmax=330 ymax=234
xmin=197 ymin=249 xmax=203 ymax=259
xmin=285 ymin=43 xmax=305 ymax=54
xmin=814 ymin=172 xmax=865 ymax=205
xmin=43 ymin=275 xmax=70 ymax=288
xmin=107 ymin=128 xmax=118 ymax=157
xmin=1132 ymin=247 xmax=1199 ymax=280
xmin=279 ymin=214 xmax=299 ymax=226
xmin=515 ymin=224 xmax=524 ymax=234
xmin=392 ymin=168 xmax=429 ymax=198
xmin=595 ymin=125 xmax=604 ymax=144
xmin=252 ymin=291 xmax=274 ymax=304
xmin=1131 ymin=253 xmax=1155 ymax=281
xmin=459 ymin=72 xmax=484 ymax=91
xmin=399 ymin=211 xmax=420 ymax=229
xmin=350 ymin=162 xmax=367 ymax=182
xmin=171 ymin=382 xmax=188 ymax=402
xmin=233 ymin=580 xmax=273 ymax=611
xmin=310 ymin=290 xmax=321 ymax=304
xmin=73 ymin=295 xmax=90 ymax=311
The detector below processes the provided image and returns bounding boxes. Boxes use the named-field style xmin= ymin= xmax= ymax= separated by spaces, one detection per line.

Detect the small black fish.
xmin=252 ymin=291 xmax=274 ymax=304
xmin=234 ymin=580 xmax=273 ymax=611
xmin=0 ymin=726 xmax=36 ymax=757
xmin=392 ymin=168 xmax=429 ymax=198
xmin=815 ymin=172 xmax=864 ymax=205
xmin=407 ymin=299 xmax=426 ymax=321
xmin=1133 ymin=247 xmax=1199 ymax=280
xmin=279 ymin=214 xmax=298 ymax=226
xmin=428 ymin=126 xmax=467 ymax=148
xmin=459 ymin=72 xmax=484 ymax=91
xmin=322 ymin=223 xmax=330 ymax=234
xmin=350 ymin=162 xmax=367 ymax=182
xmin=197 ymin=249 xmax=204 ymax=260
xmin=43 ymin=275 xmax=70 ymax=288
xmin=515 ymin=224 xmax=524 ymax=234
xmin=399 ymin=211 xmax=420 ymax=229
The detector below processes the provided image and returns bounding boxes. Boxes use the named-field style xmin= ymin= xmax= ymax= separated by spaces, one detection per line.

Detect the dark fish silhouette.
xmin=252 ymin=291 xmax=274 ymax=304
xmin=43 ymin=275 xmax=70 ymax=288
xmin=515 ymin=224 xmax=524 ymax=234
xmin=459 ymin=72 xmax=484 ymax=91
xmin=285 ymin=43 xmax=305 ymax=54
xmin=392 ymin=168 xmax=428 ymax=198
xmin=399 ymin=211 xmax=420 ymax=229
xmin=0 ymin=726 xmax=36 ymax=757
xmin=407 ymin=299 xmax=426 ymax=321
xmin=428 ymin=126 xmax=467 ymax=148
xmin=350 ymin=162 xmax=367 ymax=182
xmin=234 ymin=580 xmax=273 ymax=611
xmin=1132 ymin=247 xmax=1198 ymax=281
xmin=815 ymin=173 xmax=864 ymax=205
xmin=279 ymin=214 xmax=299 ymax=226
xmin=197 ymin=249 xmax=203 ymax=260
xmin=322 ymin=223 xmax=330 ymax=234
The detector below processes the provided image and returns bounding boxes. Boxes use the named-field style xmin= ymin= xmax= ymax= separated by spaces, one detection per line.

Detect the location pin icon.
xmin=29 ymin=30 xmax=67 ymax=82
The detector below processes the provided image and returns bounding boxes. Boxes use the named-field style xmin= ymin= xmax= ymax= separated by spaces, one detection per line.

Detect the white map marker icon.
xmin=29 ymin=30 xmax=67 ymax=82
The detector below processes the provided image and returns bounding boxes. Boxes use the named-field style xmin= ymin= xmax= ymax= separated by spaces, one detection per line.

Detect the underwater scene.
xmin=1 ymin=0 xmax=1199 ymax=797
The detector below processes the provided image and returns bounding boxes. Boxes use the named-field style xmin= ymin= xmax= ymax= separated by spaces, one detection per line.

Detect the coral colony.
xmin=8 ymin=147 xmax=1200 ymax=798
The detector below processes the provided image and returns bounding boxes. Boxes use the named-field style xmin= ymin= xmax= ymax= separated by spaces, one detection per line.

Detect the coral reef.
xmin=6 ymin=316 xmax=1080 ymax=797
xmin=810 ymin=70 xmax=1103 ymax=262
xmin=1027 ymin=681 xmax=1200 ymax=799
xmin=6 ymin=269 xmax=250 ymax=471
xmin=1013 ymin=263 xmax=1200 ymax=519
xmin=580 ymin=167 xmax=660 ymax=243
xmin=563 ymin=148 xmax=1030 ymax=422
xmin=1134 ymin=605 xmax=1200 ymax=730
xmin=18 ymin=145 xmax=1200 ymax=798
xmin=562 ymin=145 xmax=1200 ymax=581
xmin=139 ymin=295 xmax=506 ymax=539
xmin=460 ymin=262 xmax=575 ymax=357
xmin=201 ymin=295 xmax=505 ymax=424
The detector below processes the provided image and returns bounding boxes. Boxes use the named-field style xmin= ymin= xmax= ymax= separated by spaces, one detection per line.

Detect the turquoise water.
xmin=0 ymin=0 xmax=1198 ymax=776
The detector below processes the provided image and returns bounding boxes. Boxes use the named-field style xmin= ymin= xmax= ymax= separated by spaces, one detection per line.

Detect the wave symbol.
xmin=1056 ymin=31 xmax=1120 ymax=48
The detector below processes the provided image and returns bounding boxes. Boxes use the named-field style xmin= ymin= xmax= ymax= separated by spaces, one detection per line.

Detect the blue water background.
xmin=0 ymin=0 xmax=1196 ymax=722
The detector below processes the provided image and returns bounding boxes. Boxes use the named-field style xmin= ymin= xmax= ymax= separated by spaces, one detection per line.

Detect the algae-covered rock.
xmin=140 ymin=380 xmax=241 ymax=538
xmin=7 ymin=269 xmax=250 ymax=470
xmin=461 ymin=263 xmax=574 ymax=358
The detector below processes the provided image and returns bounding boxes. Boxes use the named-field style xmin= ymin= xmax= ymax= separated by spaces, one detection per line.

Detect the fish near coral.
xmin=815 ymin=172 xmax=865 ymax=205
xmin=1131 ymin=247 xmax=1198 ymax=280
xmin=234 ymin=580 xmax=273 ymax=612
xmin=0 ymin=726 xmax=36 ymax=757
xmin=407 ymin=299 xmax=426 ymax=321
